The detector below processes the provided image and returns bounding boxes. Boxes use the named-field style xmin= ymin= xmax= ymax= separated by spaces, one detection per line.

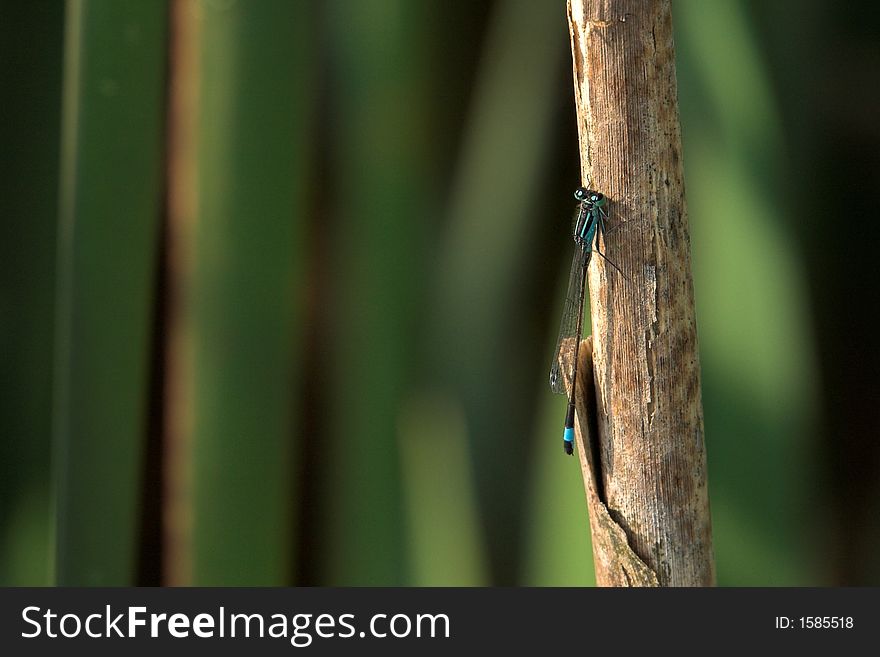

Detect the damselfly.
xmin=549 ymin=186 xmax=625 ymax=455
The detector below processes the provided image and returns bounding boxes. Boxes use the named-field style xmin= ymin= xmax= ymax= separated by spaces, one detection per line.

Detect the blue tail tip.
xmin=563 ymin=427 xmax=574 ymax=456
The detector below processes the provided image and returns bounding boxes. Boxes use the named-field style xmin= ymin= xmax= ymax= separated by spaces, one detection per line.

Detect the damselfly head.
xmin=574 ymin=187 xmax=603 ymax=205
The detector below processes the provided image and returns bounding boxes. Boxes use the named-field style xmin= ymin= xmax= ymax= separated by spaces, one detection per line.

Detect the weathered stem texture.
xmin=567 ymin=0 xmax=714 ymax=586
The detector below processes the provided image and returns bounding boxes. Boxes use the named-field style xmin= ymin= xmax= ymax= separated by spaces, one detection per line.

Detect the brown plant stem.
xmin=566 ymin=0 xmax=715 ymax=586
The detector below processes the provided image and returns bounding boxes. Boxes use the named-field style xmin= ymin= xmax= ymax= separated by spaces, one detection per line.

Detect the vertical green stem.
xmin=54 ymin=0 xmax=168 ymax=585
xmin=322 ymin=0 xmax=435 ymax=585
xmin=180 ymin=0 xmax=312 ymax=585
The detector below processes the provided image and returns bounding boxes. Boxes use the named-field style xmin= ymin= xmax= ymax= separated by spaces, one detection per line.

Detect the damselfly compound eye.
xmin=574 ymin=187 xmax=589 ymax=201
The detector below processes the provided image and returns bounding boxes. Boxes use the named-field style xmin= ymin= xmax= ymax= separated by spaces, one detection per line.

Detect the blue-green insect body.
xmin=574 ymin=188 xmax=606 ymax=251
xmin=549 ymin=186 xmax=619 ymax=456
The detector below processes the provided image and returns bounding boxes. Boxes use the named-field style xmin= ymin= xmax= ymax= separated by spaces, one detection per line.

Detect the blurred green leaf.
xmin=398 ymin=393 xmax=488 ymax=586
xmin=427 ymin=0 xmax=568 ymax=584
xmin=54 ymin=0 xmax=168 ymax=585
xmin=674 ymin=0 xmax=818 ymax=584
xmin=319 ymin=0 xmax=438 ymax=586
xmin=0 ymin=0 xmax=64 ymax=586
xmin=183 ymin=0 xmax=313 ymax=585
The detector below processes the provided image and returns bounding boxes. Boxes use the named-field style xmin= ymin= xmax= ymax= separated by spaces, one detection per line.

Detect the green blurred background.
xmin=2 ymin=0 xmax=879 ymax=586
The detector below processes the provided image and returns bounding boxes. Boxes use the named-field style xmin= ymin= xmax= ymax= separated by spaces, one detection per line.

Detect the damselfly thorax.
xmin=573 ymin=188 xmax=606 ymax=246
